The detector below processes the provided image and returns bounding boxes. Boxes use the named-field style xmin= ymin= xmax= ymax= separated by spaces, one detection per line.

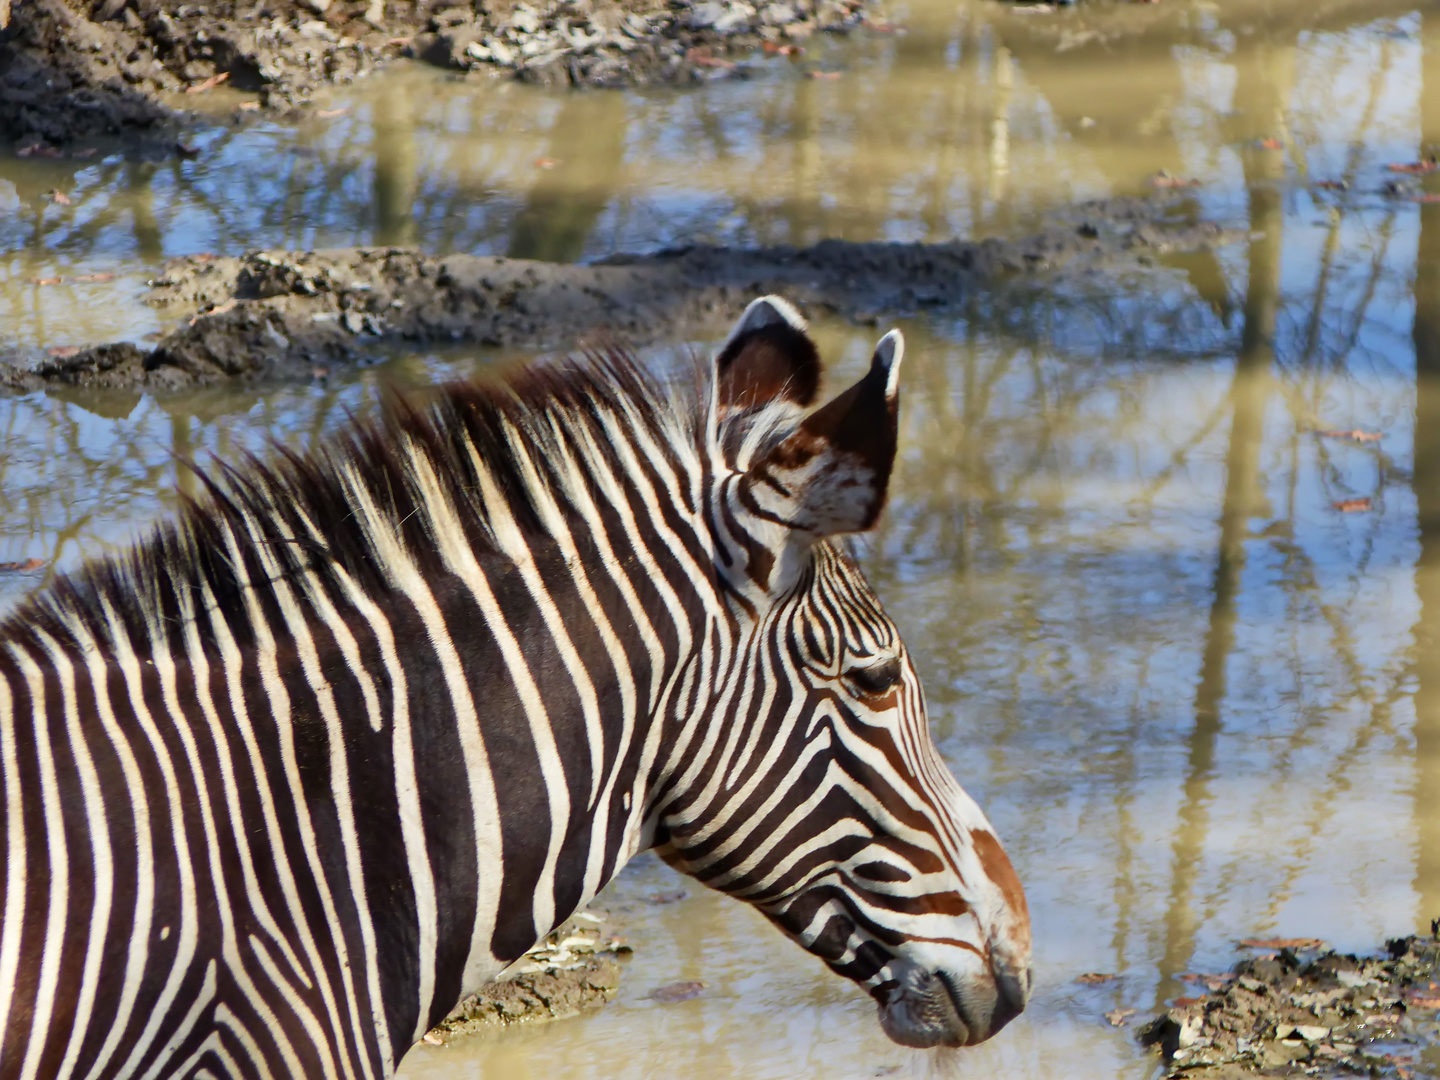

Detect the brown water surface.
xmin=3 ymin=0 xmax=1440 ymax=1075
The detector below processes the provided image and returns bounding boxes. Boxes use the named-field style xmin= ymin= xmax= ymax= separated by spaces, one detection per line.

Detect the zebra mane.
xmin=4 ymin=349 xmax=725 ymax=658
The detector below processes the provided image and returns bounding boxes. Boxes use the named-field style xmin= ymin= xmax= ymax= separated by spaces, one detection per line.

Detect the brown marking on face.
xmin=864 ymin=688 xmax=899 ymax=710
xmin=768 ymin=428 xmax=824 ymax=470
xmin=970 ymin=829 xmax=1030 ymax=935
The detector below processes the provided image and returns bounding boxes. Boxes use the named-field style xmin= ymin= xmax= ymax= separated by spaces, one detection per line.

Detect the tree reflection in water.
xmin=1 ymin=0 xmax=1440 ymax=1054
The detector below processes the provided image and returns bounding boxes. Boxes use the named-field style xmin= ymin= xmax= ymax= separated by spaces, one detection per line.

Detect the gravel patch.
xmin=1139 ymin=935 xmax=1440 ymax=1079
xmin=1 ymin=0 xmax=870 ymax=157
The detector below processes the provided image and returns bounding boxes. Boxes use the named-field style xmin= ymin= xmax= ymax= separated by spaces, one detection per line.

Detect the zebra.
xmin=0 ymin=296 xmax=1031 ymax=1080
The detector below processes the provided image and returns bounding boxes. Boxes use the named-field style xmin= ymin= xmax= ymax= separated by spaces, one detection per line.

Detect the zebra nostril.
xmin=990 ymin=963 xmax=1029 ymax=1031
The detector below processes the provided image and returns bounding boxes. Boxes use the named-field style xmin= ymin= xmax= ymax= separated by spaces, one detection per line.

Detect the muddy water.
xmin=5 ymin=0 xmax=1440 ymax=1076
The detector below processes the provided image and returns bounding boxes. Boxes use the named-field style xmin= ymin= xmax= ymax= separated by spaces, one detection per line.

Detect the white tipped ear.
xmin=872 ymin=329 xmax=904 ymax=399
xmin=715 ymin=295 xmax=821 ymax=411
xmin=718 ymin=295 xmax=809 ymax=357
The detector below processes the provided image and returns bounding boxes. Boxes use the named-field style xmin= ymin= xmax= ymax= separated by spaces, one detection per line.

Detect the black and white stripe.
xmin=0 ymin=297 xmax=1031 ymax=1079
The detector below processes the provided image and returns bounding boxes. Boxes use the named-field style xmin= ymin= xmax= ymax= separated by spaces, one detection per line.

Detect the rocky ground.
xmin=1 ymin=0 xmax=869 ymax=156
xmin=1138 ymin=935 xmax=1440 ymax=1079
xmin=0 ymin=197 xmax=1239 ymax=392
xmin=425 ymin=910 xmax=630 ymax=1041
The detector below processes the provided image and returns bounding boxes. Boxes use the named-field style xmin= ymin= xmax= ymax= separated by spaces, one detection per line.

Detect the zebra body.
xmin=0 ymin=298 xmax=1031 ymax=1080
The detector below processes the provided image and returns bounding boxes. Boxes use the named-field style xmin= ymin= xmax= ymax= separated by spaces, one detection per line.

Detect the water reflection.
xmin=1411 ymin=11 xmax=1440 ymax=928
xmin=1 ymin=0 xmax=1428 ymax=354
xmin=2 ymin=0 xmax=1440 ymax=1076
xmin=1156 ymin=35 xmax=1289 ymax=1006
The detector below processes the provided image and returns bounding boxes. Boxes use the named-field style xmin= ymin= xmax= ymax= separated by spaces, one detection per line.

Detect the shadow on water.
xmin=507 ymin=92 xmax=629 ymax=263
xmin=1412 ymin=10 xmax=1440 ymax=929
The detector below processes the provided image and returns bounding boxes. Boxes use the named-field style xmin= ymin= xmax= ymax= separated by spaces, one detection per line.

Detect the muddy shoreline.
xmin=2 ymin=0 xmax=868 ymax=156
xmin=1131 ymin=936 xmax=1440 ymax=1079
xmin=1 ymin=198 xmax=1239 ymax=393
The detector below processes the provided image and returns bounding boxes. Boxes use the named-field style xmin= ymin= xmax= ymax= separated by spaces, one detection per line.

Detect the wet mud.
xmin=0 ymin=197 xmax=1238 ymax=392
xmin=1139 ymin=936 xmax=1440 ymax=1079
xmin=425 ymin=912 xmax=630 ymax=1041
xmin=1 ymin=0 xmax=866 ymax=157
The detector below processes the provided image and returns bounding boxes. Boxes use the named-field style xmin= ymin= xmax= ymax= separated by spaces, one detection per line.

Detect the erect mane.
xmin=2 ymin=350 xmax=716 ymax=659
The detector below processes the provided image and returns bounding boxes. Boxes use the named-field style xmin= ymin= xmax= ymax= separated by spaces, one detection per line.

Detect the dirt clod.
xmin=426 ymin=911 xmax=630 ymax=1039
xmin=1139 ymin=935 xmax=1440 ymax=1078
xmin=0 ymin=198 xmax=1241 ymax=394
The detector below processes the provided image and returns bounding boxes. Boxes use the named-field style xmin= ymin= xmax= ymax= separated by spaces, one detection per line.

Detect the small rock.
xmin=688 ymin=2 xmax=726 ymax=28
xmin=650 ymin=980 xmax=705 ymax=1003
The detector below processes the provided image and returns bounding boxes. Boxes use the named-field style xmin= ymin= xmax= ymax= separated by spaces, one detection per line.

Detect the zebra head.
xmin=654 ymin=297 xmax=1032 ymax=1050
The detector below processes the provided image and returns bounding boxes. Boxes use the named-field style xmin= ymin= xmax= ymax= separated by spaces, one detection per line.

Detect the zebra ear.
xmin=748 ymin=329 xmax=905 ymax=538
xmin=715 ymin=296 xmax=821 ymax=410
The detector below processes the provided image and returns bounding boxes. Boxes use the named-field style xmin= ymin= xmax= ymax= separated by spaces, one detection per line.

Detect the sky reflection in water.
xmin=2 ymin=0 xmax=1440 ymax=1075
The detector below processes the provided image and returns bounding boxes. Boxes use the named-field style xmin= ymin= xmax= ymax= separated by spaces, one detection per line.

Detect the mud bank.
xmin=1139 ymin=936 xmax=1440 ymax=1079
xmin=1 ymin=0 xmax=866 ymax=156
xmin=1 ymin=199 xmax=1238 ymax=392
xmin=425 ymin=912 xmax=629 ymax=1041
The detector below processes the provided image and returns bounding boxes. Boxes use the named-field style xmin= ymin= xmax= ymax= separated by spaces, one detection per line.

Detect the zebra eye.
xmin=847 ymin=657 xmax=902 ymax=697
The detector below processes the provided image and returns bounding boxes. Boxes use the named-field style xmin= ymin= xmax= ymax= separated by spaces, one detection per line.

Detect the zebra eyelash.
xmin=845 ymin=656 xmax=903 ymax=697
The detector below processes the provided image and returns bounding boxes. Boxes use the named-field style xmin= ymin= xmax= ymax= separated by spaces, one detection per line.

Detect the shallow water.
xmin=5 ymin=0 xmax=1440 ymax=1075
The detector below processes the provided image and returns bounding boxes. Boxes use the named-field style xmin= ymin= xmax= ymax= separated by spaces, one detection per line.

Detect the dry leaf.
xmin=1408 ymin=995 xmax=1440 ymax=1009
xmin=1416 ymin=194 xmax=1440 ymax=203
xmin=17 ymin=143 xmax=62 ymax=158
xmin=71 ymin=272 xmax=116 ymax=283
xmin=420 ymin=1031 xmax=443 ymax=1045
xmin=1318 ymin=429 xmax=1382 ymax=442
xmin=1258 ymin=137 xmax=1282 ymax=150
xmin=1150 ymin=171 xmax=1202 ymax=188
xmin=762 ymin=41 xmax=802 ymax=55
xmin=686 ymin=50 xmax=736 ymax=69
xmin=48 ymin=190 xmax=71 ymax=206
xmin=808 ymin=70 xmax=842 ymax=79
xmin=185 ymin=71 xmax=231 ymax=94
xmin=861 ymin=18 xmax=898 ymax=30
xmin=534 ymin=157 xmax=560 ymax=169
xmin=1332 ymin=498 xmax=1372 ymax=513
xmin=1171 ymin=996 xmax=1204 ymax=1007
xmin=386 ymin=35 xmax=414 ymax=46
xmin=647 ymin=889 xmax=688 ymax=905
xmin=1238 ymin=938 xmax=1326 ymax=949
xmin=237 ymin=101 xmax=261 ymax=112
xmin=1315 ymin=179 xmax=1348 ymax=190
xmin=192 ymin=252 xmax=218 ymax=262
xmin=45 ymin=346 xmax=80 ymax=358
xmin=188 ymin=298 xmax=238 ymax=325
xmin=0 ymin=558 xmax=45 ymax=572
xmin=1389 ymin=157 xmax=1438 ymax=174
xmin=31 ymin=277 xmax=62 ymax=286
xmin=1076 ymin=973 xmax=1117 ymax=984
xmin=650 ymin=980 xmax=705 ymax=1003
xmin=1104 ymin=1008 xmax=1136 ymax=1027
xmin=316 ymin=108 xmax=350 ymax=118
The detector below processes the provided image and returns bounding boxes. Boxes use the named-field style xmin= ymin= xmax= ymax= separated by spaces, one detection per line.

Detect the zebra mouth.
xmin=874 ymin=959 xmax=972 ymax=1048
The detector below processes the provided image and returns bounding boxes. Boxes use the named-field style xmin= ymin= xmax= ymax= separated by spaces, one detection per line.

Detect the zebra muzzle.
xmin=874 ymin=959 xmax=971 ymax=1049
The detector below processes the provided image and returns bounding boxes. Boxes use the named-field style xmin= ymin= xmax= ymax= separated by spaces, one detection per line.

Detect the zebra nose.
xmin=989 ymin=961 xmax=1030 ymax=1033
